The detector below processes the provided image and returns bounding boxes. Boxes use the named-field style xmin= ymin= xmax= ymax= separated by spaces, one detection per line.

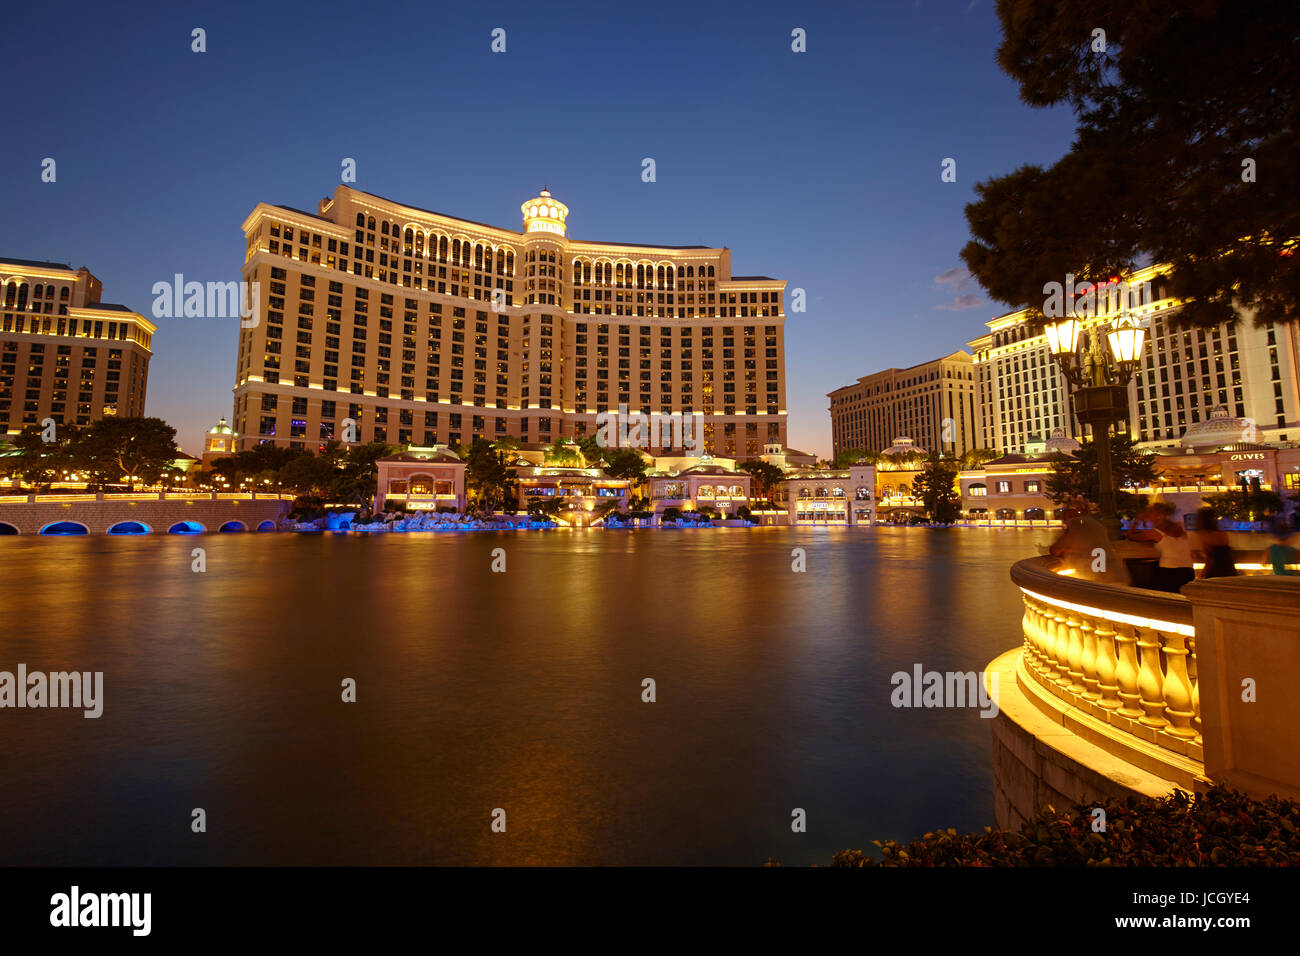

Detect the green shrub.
xmin=827 ymin=787 xmax=1300 ymax=866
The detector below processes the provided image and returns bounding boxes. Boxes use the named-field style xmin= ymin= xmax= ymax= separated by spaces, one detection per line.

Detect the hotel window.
xmin=1025 ymin=480 xmax=1040 ymax=493
xmin=996 ymin=480 xmax=1012 ymax=494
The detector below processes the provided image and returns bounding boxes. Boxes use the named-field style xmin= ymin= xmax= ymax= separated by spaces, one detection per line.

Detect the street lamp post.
xmin=1043 ymin=311 xmax=1147 ymax=539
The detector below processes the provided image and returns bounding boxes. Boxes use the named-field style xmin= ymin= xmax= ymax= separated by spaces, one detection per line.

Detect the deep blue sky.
xmin=2 ymin=0 xmax=1076 ymax=457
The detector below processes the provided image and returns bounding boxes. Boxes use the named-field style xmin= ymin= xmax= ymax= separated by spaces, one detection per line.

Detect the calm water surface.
xmin=0 ymin=526 xmax=1051 ymax=865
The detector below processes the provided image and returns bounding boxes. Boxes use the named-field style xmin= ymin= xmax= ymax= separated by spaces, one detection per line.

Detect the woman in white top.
xmin=1150 ymin=504 xmax=1195 ymax=592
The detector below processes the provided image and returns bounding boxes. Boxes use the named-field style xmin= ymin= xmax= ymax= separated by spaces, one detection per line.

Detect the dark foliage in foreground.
xmin=819 ymin=788 xmax=1300 ymax=866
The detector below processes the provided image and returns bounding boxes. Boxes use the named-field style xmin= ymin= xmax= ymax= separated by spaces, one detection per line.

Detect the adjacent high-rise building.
xmin=969 ymin=264 xmax=1300 ymax=454
xmin=827 ymin=351 xmax=979 ymax=460
xmin=231 ymin=185 xmax=788 ymax=459
xmin=0 ymin=258 xmax=154 ymax=435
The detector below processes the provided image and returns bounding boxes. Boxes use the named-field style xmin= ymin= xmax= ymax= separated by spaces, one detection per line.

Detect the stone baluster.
xmin=1027 ymin=600 xmax=1048 ymax=672
xmin=1160 ymin=630 xmax=1197 ymax=739
xmin=1051 ymin=611 xmax=1071 ymax=686
xmin=1093 ymin=620 xmax=1121 ymax=710
xmin=1080 ymin=617 xmax=1100 ymax=701
xmin=1036 ymin=607 xmax=1058 ymax=680
xmin=1135 ymin=626 xmax=1170 ymax=729
xmin=1114 ymin=623 xmax=1143 ymax=719
xmin=1064 ymin=612 xmax=1085 ymax=694
xmin=1187 ymin=637 xmax=1200 ymax=738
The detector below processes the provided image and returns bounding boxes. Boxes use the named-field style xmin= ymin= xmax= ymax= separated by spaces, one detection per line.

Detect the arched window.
xmin=356 ymin=213 xmax=365 ymax=226
xmin=366 ymin=216 xmax=375 ymax=230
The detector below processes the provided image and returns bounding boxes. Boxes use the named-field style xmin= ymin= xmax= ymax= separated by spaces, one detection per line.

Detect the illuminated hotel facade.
xmin=968 ymin=265 xmax=1300 ymax=455
xmin=827 ymin=351 xmax=980 ymax=461
xmin=231 ymin=185 xmax=788 ymax=459
xmin=0 ymin=258 xmax=154 ymax=435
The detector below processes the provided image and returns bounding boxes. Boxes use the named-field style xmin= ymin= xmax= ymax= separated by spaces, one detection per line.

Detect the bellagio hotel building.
xmin=231 ymin=185 xmax=788 ymax=458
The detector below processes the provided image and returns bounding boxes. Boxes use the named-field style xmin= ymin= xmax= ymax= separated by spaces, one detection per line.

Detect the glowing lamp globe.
xmin=1044 ymin=317 xmax=1080 ymax=356
xmin=1107 ymin=315 xmax=1146 ymax=365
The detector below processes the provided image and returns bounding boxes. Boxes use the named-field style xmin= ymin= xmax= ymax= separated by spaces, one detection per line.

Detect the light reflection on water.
xmin=0 ymin=526 xmax=1052 ymax=865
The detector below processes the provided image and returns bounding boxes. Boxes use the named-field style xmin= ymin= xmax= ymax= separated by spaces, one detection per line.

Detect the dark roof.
xmin=728 ymin=275 xmax=777 ymax=282
xmin=1 ymin=257 xmax=77 ymax=270
xmin=681 ymin=464 xmax=738 ymax=476
xmin=81 ymin=302 xmax=133 ymax=313
xmin=273 ymin=204 xmax=333 ymax=223
xmin=983 ymin=454 xmax=1037 ymax=466
xmin=574 ymin=238 xmax=712 ymax=251
xmin=379 ymin=450 xmax=464 ymax=464
xmin=280 ymin=188 xmax=728 ymax=251
xmin=336 ymin=191 xmax=512 ymax=234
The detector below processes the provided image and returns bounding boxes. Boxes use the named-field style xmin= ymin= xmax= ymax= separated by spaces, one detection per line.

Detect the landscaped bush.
xmin=823 ymin=787 xmax=1300 ymax=866
xmin=288 ymin=496 xmax=325 ymax=521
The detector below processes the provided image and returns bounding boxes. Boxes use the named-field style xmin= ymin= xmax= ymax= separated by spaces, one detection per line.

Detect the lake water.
xmin=0 ymin=526 xmax=1051 ymax=865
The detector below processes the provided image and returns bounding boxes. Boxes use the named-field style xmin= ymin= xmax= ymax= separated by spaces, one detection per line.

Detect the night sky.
xmin=3 ymin=0 xmax=1076 ymax=456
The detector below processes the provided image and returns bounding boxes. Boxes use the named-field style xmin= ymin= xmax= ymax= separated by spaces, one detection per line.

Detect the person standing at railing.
xmin=1127 ymin=501 xmax=1195 ymax=592
xmin=1194 ymin=507 xmax=1237 ymax=579
xmin=1266 ymin=526 xmax=1298 ymax=576
xmin=1049 ymin=497 xmax=1130 ymax=584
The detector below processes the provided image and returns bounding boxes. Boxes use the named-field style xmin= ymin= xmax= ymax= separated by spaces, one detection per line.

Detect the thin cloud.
xmin=934 ymin=294 xmax=982 ymax=311
xmin=934 ymin=266 xmax=972 ymax=289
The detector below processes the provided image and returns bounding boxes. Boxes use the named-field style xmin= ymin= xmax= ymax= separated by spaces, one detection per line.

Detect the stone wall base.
xmin=986 ymin=649 xmax=1204 ymax=830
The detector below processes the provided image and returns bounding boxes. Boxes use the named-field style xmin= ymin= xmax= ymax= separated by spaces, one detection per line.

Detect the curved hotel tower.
xmin=232 ymin=186 xmax=787 ymax=458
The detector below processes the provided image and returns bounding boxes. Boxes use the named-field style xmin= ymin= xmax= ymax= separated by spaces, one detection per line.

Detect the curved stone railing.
xmin=1009 ymin=556 xmax=1207 ymax=787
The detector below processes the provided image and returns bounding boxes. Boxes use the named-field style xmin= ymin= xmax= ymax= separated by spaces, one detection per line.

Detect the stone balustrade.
xmin=1011 ymin=556 xmax=1203 ymax=771
xmin=992 ymin=555 xmax=1300 ymax=827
